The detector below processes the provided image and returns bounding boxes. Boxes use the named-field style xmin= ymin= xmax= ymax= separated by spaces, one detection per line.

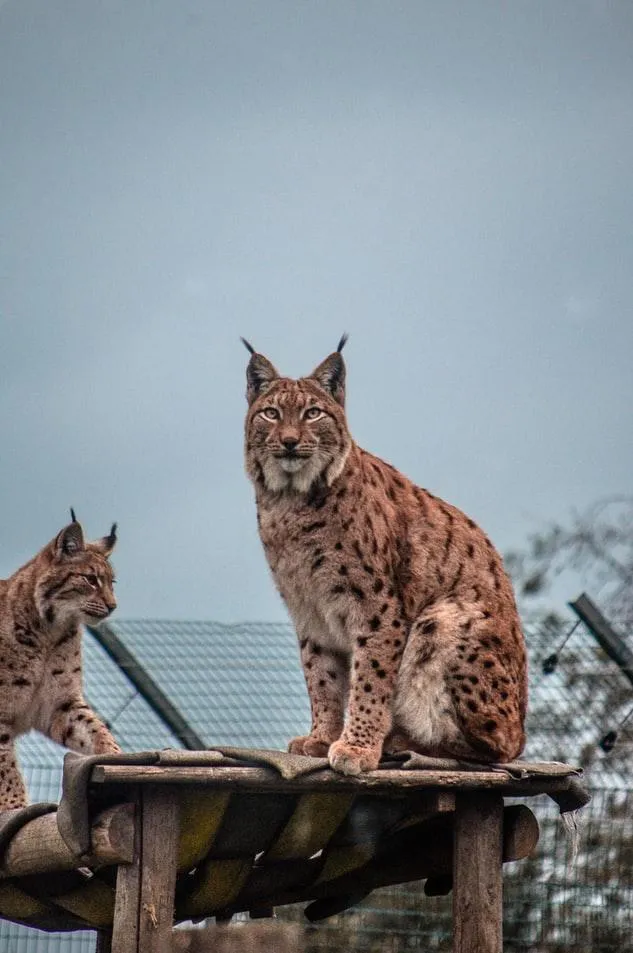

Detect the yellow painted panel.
xmin=0 ymin=883 xmax=49 ymax=920
xmin=266 ymin=793 xmax=354 ymax=860
xmin=316 ymin=844 xmax=374 ymax=884
xmin=185 ymin=858 xmax=251 ymax=918
xmin=177 ymin=790 xmax=232 ymax=870
xmin=53 ymin=880 xmax=115 ymax=928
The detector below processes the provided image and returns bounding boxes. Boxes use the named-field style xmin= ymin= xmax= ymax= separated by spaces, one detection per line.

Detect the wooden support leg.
xmin=452 ymin=792 xmax=503 ymax=953
xmin=111 ymin=787 xmax=180 ymax=953
xmin=96 ymin=930 xmax=113 ymax=953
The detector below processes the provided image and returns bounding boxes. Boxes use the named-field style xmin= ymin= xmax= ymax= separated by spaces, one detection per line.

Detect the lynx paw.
xmin=328 ymin=741 xmax=381 ymax=776
xmin=288 ymin=735 xmax=331 ymax=758
xmin=92 ymin=735 xmax=122 ymax=756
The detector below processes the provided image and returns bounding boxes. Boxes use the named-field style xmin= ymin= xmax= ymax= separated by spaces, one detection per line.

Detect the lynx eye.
xmin=83 ymin=573 xmax=99 ymax=587
xmin=260 ymin=407 xmax=280 ymax=421
xmin=304 ymin=407 xmax=324 ymax=421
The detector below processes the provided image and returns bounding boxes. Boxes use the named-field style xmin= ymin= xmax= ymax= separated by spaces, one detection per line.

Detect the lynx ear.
xmin=55 ymin=521 xmax=85 ymax=558
xmin=89 ymin=523 xmax=117 ymax=558
xmin=308 ymin=335 xmax=348 ymax=406
xmin=243 ymin=340 xmax=280 ymax=404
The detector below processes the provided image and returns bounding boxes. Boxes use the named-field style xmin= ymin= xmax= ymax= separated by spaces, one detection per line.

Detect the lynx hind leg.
xmin=447 ymin=621 xmax=526 ymax=762
xmin=394 ymin=604 xmax=526 ymax=763
xmin=0 ymin=730 xmax=28 ymax=810
xmin=394 ymin=613 xmax=477 ymax=761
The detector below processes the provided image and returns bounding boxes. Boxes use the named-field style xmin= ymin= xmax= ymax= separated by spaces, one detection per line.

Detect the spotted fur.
xmin=0 ymin=516 xmax=121 ymax=809
xmin=244 ymin=342 xmax=528 ymax=776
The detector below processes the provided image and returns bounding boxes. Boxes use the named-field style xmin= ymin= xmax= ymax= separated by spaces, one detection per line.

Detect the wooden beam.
xmin=90 ymin=764 xmax=577 ymax=799
xmin=0 ymin=805 xmax=134 ymax=880
xmin=502 ymin=804 xmax=539 ymax=863
xmin=452 ymin=792 xmax=503 ymax=953
xmin=91 ymin=803 xmax=135 ymax=866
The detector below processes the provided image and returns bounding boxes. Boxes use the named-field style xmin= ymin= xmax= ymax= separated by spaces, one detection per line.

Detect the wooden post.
xmin=111 ymin=786 xmax=180 ymax=953
xmin=452 ymin=792 xmax=503 ymax=953
xmin=96 ymin=930 xmax=113 ymax=953
xmin=111 ymin=793 xmax=142 ymax=953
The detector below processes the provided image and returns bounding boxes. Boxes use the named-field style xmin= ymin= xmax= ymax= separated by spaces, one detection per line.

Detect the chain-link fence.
xmin=2 ymin=614 xmax=631 ymax=951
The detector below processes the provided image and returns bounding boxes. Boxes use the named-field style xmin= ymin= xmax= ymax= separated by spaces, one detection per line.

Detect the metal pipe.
xmin=569 ymin=593 xmax=633 ymax=690
xmin=86 ymin=622 xmax=206 ymax=750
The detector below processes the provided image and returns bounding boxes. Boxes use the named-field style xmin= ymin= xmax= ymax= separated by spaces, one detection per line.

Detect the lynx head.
xmin=35 ymin=512 xmax=118 ymax=625
xmin=244 ymin=335 xmax=353 ymax=494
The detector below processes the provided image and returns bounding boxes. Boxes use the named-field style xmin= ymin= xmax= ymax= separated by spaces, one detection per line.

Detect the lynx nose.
xmin=282 ymin=437 xmax=299 ymax=451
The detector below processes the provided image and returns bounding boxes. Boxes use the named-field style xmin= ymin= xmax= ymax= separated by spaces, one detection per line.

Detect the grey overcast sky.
xmin=0 ymin=1 xmax=631 ymax=622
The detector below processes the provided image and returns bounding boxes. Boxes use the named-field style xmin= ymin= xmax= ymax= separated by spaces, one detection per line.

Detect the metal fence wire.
xmin=278 ymin=789 xmax=633 ymax=953
xmin=2 ymin=615 xmax=632 ymax=952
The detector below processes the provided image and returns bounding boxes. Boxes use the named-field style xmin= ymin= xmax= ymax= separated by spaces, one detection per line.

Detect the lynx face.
xmin=35 ymin=520 xmax=118 ymax=625
xmin=245 ymin=347 xmax=352 ymax=494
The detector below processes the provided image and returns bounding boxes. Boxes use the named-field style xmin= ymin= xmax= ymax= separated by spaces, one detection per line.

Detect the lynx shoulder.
xmin=244 ymin=338 xmax=527 ymax=776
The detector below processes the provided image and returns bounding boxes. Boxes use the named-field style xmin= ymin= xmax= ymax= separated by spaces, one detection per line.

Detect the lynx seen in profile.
xmin=0 ymin=514 xmax=121 ymax=809
xmin=244 ymin=337 xmax=527 ymax=776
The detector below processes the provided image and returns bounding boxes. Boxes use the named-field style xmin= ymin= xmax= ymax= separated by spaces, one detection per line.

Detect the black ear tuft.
xmin=240 ymin=337 xmax=256 ymax=355
xmin=70 ymin=507 xmax=77 ymax=523
xmin=91 ymin=522 xmax=117 ymax=557
xmin=246 ymin=350 xmax=280 ymax=404
xmin=308 ymin=350 xmax=346 ymax=407
xmin=336 ymin=333 xmax=349 ymax=353
xmin=55 ymin=521 xmax=85 ymax=558
xmin=97 ymin=523 xmax=117 ymax=559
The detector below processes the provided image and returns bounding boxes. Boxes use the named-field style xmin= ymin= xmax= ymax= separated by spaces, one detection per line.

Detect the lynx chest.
xmin=257 ymin=498 xmax=354 ymax=653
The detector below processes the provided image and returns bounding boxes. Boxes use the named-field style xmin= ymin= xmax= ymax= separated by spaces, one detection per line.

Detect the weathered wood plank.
xmin=175 ymin=800 xmax=538 ymax=922
xmin=91 ymin=764 xmax=575 ymax=798
xmin=137 ymin=786 xmax=180 ymax=953
xmin=90 ymin=803 xmax=135 ymax=866
xmin=112 ymin=795 xmax=143 ymax=953
xmin=0 ymin=806 xmax=134 ymax=880
xmin=453 ymin=792 xmax=503 ymax=953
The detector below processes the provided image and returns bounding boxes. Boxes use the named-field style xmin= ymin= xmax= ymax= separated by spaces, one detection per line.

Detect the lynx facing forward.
xmin=244 ymin=338 xmax=527 ymax=776
xmin=0 ymin=514 xmax=121 ymax=809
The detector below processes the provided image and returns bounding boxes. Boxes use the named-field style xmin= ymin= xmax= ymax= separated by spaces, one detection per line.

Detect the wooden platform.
xmin=0 ymin=748 xmax=590 ymax=953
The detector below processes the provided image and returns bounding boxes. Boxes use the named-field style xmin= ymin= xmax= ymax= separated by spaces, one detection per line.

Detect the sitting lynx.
xmin=0 ymin=513 xmax=121 ymax=809
xmin=244 ymin=337 xmax=527 ymax=776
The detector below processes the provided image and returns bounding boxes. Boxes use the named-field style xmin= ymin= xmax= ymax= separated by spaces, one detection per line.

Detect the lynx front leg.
xmin=48 ymin=698 xmax=121 ymax=755
xmin=329 ymin=613 xmax=407 ymax=776
xmin=288 ymin=628 xmax=349 ymax=758
xmin=0 ymin=727 xmax=28 ymax=810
